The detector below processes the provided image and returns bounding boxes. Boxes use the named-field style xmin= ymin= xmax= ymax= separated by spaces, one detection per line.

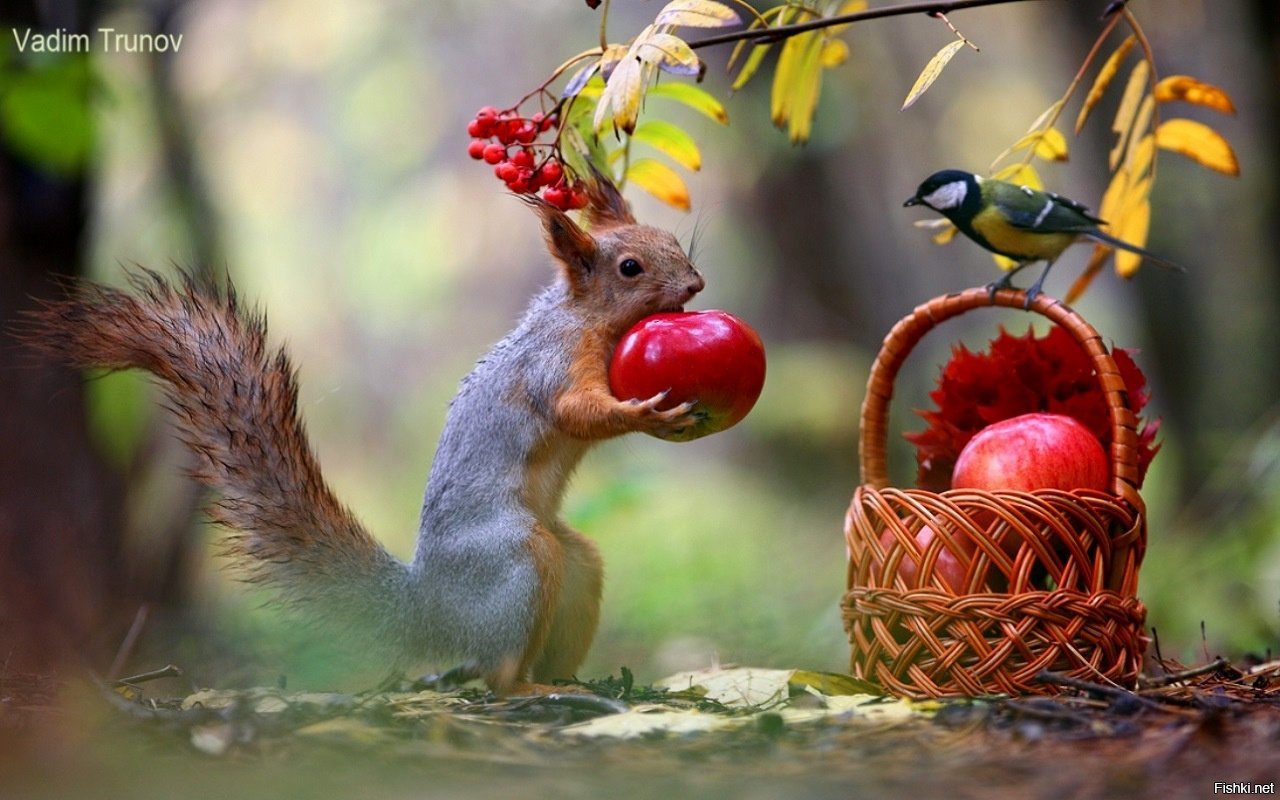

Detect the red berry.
xmin=476 ymin=106 xmax=498 ymax=119
xmin=466 ymin=119 xmax=483 ymax=138
xmin=482 ymin=143 xmax=506 ymax=164
xmin=508 ymin=177 xmax=531 ymax=194
xmin=514 ymin=123 xmax=537 ymax=144
xmin=496 ymin=162 xmax=520 ymax=182
xmin=538 ymin=161 xmax=563 ymax=185
xmin=543 ymin=186 xmax=567 ymax=208
xmin=499 ymin=118 xmax=522 ymax=144
xmin=509 ymin=148 xmax=534 ymax=169
xmin=467 ymin=140 xmax=487 ymax=160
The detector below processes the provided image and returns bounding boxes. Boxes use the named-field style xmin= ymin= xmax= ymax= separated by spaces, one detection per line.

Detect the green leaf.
xmin=631 ymin=119 xmax=701 ymax=171
xmin=648 ymin=81 xmax=728 ymax=124
xmin=654 ymin=0 xmax=741 ymax=29
xmin=626 ymin=157 xmax=691 ymax=210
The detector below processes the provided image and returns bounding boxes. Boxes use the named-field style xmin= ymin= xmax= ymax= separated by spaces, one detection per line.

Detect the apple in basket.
xmin=877 ymin=526 xmax=970 ymax=592
xmin=609 ymin=311 xmax=766 ymax=442
xmin=951 ymin=412 xmax=1109 ymax=493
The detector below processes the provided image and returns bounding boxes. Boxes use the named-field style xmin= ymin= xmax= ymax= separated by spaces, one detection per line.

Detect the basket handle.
xmin=859 ymin=287 xmax=1144 ymax=510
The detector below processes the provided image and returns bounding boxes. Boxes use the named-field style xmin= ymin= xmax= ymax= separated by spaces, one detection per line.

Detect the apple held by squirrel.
xmin=25 ymin=178 xmax=708 ymax=696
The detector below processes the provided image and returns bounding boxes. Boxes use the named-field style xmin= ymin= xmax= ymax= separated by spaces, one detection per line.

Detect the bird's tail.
xmin=1085 ymin=230 xmax=1185 ymax=272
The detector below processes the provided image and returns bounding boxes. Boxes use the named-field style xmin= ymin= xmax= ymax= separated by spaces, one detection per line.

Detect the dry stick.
xmin=108 ymin=604 xmax=150 ymax=681
xmin=688 ymin=0 xmax=1050 ymax=51
xmin=1138 ymin=658 xmax=1230 ymax=689
xmin=114 ymin=664 xmax=185 ymax=687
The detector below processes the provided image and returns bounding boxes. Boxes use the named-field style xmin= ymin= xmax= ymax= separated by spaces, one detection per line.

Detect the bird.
xmin=904 ymin=169 xmax=1180 ymax=303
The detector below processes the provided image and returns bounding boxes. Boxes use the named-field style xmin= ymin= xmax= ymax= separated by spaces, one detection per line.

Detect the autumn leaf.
xmin=1154 ymin=75 xmax=1236 ymax=115
xmin=627 ymin=157 xmax=691 ymax=210
xmin=654 ymin=0 xmax=741 ymax=28
xmin=729 ymin=5 xmax=796 ymax=91
xmin=631 ymin=119 xmax=702 ymax=171
xmin=594 ymin=52 xmax=645 ymax=134
xmin=992 ymin=162 xmax=1043 ymax=190
xmin=1110 ymin=176 xmax=1151 ymax=276
xmin=1075 ymin=34 xmax=1136 ymax=134
xmin=1155 ymin=118 xmax=1240 ymax=176
xmin=1008 ymin=128 xmax=1069 ymax=161
xmin=634 ymin=32 xmax=702 ymax=77
xmin=1109 ymin=59 xmax=1149 ymax=170
xmin=771 ymin=28 xmax=827 ymax=143
xmin=902 ymin=39 xmax=966 ymax=111
xmin=648 ymin=81 xmax=728 ymax=124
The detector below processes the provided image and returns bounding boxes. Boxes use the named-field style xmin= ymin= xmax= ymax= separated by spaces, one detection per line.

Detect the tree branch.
xmin=688 ymin=0 xmax=1052 ymax=51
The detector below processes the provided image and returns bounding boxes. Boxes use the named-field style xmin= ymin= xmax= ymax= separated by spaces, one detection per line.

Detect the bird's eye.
xmin=619 ymin=258 xmax=643 ymax=277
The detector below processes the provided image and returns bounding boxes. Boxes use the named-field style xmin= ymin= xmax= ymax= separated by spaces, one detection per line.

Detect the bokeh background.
xmin=1 ymin=0 xmax=1277 ymax=693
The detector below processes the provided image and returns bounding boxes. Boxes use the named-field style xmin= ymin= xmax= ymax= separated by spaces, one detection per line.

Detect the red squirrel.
xmin=24 ymin=178 xmax=705 ymax=695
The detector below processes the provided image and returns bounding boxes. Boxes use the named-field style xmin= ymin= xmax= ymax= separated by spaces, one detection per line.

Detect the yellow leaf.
xmin=1154 ymin=75 xmax=1236 ymax=115
xmin=1125 ymin=94 xmax=1155 ymax=162
xmin=649 ymin=81 xmax=729 ymax=124
xmin=595 ymin=53 xmax=645 ymax=134
xmin=627 ymin=157 xmax=691 ymax=210
xmin=992 ymin=162 xmax=1043 ymax=190
xmin=1075 ymin=34 xmax=1136 ymax=134
xmin=772 ymin=29 xmax=826 ymax=143
xmin=729 ymin=5 xmax=793 ymax=89
xmin=821 ymin=38 xmax=850 ymax=68
xmin=1024 ymin=100 xmax=1065 ymax=135
xmin=1097 ymin=167 xmax=1127 ymax=224
xmin=929 ymin=221 xmax=959 ymax=245
xmin=914 ymin=217 xmax=958 ymax=245
xmin=1109 ymin=59 xmax=1149 ymax=170
xmin=631 ymin=119 xmax=702 ymax=171
xmin=1113 ymin=196 xmax=1150 ymax=277
xmin=1154 ymin=118 xmax=1240 ymax=176
xmin=1013 ymin=127 xmax=1069 ymax=161
xmin=1125 ymin=133 xmax=1156 ymax=179
xmin=635 ymin=32 xmax=702 ymax=77
xmin=901 ymin=39 xmax=966 ymax=111
xmin=1037 ymin=128 xmax=1069 ymax=161
xmin=654 ymin=0 xmax=742 ymax=28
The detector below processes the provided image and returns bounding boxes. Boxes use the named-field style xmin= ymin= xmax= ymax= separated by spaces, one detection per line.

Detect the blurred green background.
xmin=1 ymin=0 xmax=1277 ymax=692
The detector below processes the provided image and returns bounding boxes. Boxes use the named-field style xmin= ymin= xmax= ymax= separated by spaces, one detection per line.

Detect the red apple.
xmin=877 ymin=525 xmax=971 ymax=591
xmin=951 ymin=412 xmax=1109 ymax=493
xmin=609 ymin=310 xmax=766 ymax=442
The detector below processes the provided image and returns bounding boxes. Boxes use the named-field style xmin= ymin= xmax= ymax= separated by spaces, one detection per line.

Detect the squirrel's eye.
xmin=619 ymin=258 xmax=643 ymax=278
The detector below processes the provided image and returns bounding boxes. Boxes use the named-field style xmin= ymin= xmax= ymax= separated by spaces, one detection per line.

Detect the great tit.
xmin=904 ymin=169 xmax=1179 ymax=302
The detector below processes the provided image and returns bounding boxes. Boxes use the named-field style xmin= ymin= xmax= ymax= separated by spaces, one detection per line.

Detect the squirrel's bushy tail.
xmin=22 ymin=271 xmax=413 ymax=653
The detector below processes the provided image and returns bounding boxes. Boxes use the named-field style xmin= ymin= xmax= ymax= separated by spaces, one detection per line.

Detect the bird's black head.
xmin=904 ymin=169 xmax=981 ymax=217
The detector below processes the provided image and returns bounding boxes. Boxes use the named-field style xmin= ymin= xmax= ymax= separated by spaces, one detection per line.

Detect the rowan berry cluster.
xmin=467 ymin=106 xmax=588 ymax=210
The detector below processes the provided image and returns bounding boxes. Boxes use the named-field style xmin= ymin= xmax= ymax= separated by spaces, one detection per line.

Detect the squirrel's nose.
xmin=687 ymin=270 xmax=705 ymax=297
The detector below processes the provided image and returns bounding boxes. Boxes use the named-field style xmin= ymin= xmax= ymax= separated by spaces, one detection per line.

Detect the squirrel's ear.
xmin=528 ymin=197 xmax=598 ymax=278
xmin=580 ymin=168 xmax=635 ymax=229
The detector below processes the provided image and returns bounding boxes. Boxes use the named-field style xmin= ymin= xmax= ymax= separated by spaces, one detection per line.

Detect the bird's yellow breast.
xmin=970 ymin=206 xmax=1077 ymax=263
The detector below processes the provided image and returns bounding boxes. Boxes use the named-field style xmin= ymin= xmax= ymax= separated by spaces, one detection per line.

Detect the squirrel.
xmin=23 ymin=177 xmax=706 ymax=695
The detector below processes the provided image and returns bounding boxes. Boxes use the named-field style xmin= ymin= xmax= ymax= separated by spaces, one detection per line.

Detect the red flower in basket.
xmin=906 ymin=326 xmax=1161 ymax=492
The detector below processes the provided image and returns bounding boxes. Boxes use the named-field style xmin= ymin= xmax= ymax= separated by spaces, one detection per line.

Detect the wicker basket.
xmin=842 ymin=288 xmax=1149 ymax=698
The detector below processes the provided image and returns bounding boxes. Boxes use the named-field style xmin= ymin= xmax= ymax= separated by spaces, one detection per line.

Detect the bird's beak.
xmin=903 ymin=196 xmax=920 ymax=207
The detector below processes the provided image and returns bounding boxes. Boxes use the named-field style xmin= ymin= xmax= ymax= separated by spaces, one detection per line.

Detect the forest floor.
xmin=2 ymin=661 xmax=1278 ymax=800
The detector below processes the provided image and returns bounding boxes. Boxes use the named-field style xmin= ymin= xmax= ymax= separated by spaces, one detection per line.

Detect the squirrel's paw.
xmin=621 ymin=390 xmax=700 ymax=436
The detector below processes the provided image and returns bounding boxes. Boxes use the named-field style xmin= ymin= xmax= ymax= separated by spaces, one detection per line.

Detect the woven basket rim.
xmin=858 ymin=287 xmax=1144 ymax=513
